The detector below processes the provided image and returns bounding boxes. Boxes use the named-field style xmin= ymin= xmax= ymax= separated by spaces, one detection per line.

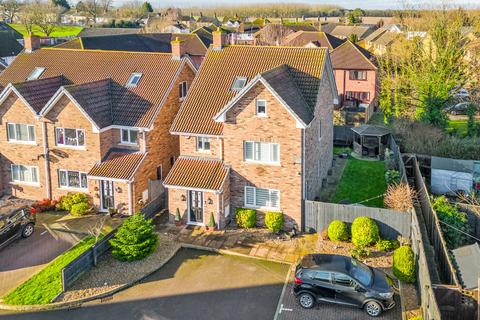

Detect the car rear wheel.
xmin=364 ymin=301 xmax=382 ymax=317
xmin=22 ymin=223 xmax=34 ymax=238
xmin=298 ymin=292 xmax=315 ymax=309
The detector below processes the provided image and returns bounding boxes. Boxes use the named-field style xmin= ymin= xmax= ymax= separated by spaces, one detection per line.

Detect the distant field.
xmin=8 ymin=24 xmax=83 ymax=37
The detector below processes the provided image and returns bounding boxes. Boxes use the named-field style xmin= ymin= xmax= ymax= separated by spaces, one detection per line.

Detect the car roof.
xmin=0 ymin=204 xmax=29 ymax=217
xmin=300 ymin=254 xmax=351 ymax=274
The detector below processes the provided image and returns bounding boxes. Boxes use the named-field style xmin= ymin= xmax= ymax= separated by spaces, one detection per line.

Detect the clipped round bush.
xmin=70 ymin=202 xmax=91 ymax=216
xmin=351 ymin=216 xmax=380 ymax=246
xmin=393 ymin=245 xmax=416 ymax=283
xmin=265 ymin=211 xmax=284 ymax=233
xmin=235 ymin=208 xmax=256 ymax=228
xmin=110 ymin=214 xmax=158 ymax=261
xmin=327 ymin=220 xmax=349 ymax=242
xmin=56 ymin=192 xmax=89 ymax=212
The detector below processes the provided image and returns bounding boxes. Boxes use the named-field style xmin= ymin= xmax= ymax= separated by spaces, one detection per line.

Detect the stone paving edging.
xmin=399 ymin=281 xmax=408 ymax=320
xmin=0 ymin=242 xmax=295 ymax=312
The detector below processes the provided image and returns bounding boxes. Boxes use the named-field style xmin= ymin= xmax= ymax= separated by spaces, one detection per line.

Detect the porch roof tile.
xmin=88 ymin=150 xmax=146 ymax=181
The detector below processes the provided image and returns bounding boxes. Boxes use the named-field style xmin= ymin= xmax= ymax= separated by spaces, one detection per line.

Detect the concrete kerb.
xmin=398 ymin=281 xmax=407 ymax=320
xmin=0 ymin=242 xmax=295 ymax=312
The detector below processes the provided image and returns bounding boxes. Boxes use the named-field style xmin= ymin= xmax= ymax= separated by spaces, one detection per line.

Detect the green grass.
xmin=2 ymin=236 xmax=95 ymax=305
xmin=332 ymin=157 xmax=387 ymax=208
xmin=446 ymin=119 xmax=468 ymax=137
xmin=8 ymin=24 xmax=83 ymax=37
xmin=333 ymin=146 xmax=351 ymax=155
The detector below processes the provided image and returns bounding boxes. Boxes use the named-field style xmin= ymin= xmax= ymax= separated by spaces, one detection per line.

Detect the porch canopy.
xmin=88 ymin=149 xmax=146 ymax=181
xmin=351 ymin=125 xmax=390 ymax=159
xmin=163 ymin=156 xmax=229 ymax=192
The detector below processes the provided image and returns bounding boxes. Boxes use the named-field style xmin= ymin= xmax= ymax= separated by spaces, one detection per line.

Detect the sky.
xmin=138 ymin=0 xmax=480 ymax=10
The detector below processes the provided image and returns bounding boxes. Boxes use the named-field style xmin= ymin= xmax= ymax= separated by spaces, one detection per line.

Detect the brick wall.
xmin=0 ymin=92 xmax=46 ymax=199
xmin=168 ymin=188 xmax=220 ymax=227
xmin=222 ymin=82 xmax=303 ymax=228
xmin=334 ymin=69 xmax=377 ymax=106
xmin=179 ymin=135 xmax=222 ymax=159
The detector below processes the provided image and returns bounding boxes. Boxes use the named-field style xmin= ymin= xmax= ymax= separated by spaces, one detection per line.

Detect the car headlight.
xmin=378 ymin=292 xmax=394 ymax=299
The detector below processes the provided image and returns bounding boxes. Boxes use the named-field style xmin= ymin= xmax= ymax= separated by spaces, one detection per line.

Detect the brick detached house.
xmin=164 ymin=31 xmax=338 ymax=230
xmin=0 ymin=36 xmax=196 ymax=214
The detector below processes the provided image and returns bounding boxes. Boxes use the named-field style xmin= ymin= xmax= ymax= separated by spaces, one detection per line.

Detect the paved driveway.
xmin=0 ymin=226 xmax=80 ymax=296
xmin=276 ymin=282 xmax=402 ymax=320
xmin=0 ymin=248 xmax=290 ymax=320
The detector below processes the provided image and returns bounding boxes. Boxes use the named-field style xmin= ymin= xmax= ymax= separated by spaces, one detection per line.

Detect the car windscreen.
xmin=348 ymin=259 xmax=372 ymax=286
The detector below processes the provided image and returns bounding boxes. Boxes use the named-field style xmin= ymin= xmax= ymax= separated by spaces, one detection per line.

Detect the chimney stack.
xmin=24 ymin=35 xmax=41 ymax=53
xmin=171 ymin=37 xmax=185 ymax=60
xmin=213 ymin=29 xmax=224 ymax=51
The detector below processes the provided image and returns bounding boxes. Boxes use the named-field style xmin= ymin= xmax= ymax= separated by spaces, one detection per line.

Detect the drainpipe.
xmin=301 ymin=128 xmax=306 ymax=232
xmin=128 ymin=181 xmax=133 ymax=215
xmin=216 ymin=192 xmax=221 ymax=229
xmin=41 ymin=120 xmax=52 ymax=199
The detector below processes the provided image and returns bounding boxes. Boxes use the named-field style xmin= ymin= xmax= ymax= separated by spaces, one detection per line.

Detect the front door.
xmin=188 ymin=190 xmax=203 ymax=225
xmin=101 ymin=180 xmax=115 ymax=211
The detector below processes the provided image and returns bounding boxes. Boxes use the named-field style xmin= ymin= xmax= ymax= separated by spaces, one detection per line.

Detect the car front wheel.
xmin=22 ymin=223 xmax=34 ymax=238
xmin=298 ymin=292 xmax=315 ymax=309
xmin=364 ymin=300 xmax=382 ymax=317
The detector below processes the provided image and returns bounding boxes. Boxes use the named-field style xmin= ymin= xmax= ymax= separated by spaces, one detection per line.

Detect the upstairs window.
xmin=179 ymin=81 xmax=188 ymax=100
xmin=55 ymin=128 xmax=85 ymax=147
xmin=349 ymin=70 xmax=367 ymax=81
xmin=256 ymin=99 xmax=267 ymax=116
xmin=7 ymin=123 xmax=35 ymax=143
xmin=196 ymin=136 xmax=211 ymax=152
xmin=11 ymin=164 xmax=38 ymax=184
xmin=59 ymin=169 xmax=87 ymax=189
xmin=126 ymin=73 xmax=143 ymax=87
xmin=231 ymin=76 xmax=247 ymax=92
xmin=244 ymin=141 xmax=279 ymax=164
xmin=121 ymin=128 xmax=139 ymax=144
xmin=27 ymin=67 xmax=45 ymax=81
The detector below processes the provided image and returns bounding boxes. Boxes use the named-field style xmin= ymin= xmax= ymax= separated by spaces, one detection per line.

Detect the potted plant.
xmin=174 ymin=208 xmax=183 ymax=226
xmin=206 ymin=212 xmax=216 ymax=231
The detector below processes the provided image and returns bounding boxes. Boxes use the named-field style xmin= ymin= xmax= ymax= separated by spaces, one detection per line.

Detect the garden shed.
xmin=351 ymin=125 xmax=390 ymax=159
xmin=430 ymin=156 xmax=480 ymax=195
xmin=451 ymin=243 xmax=480 ymax=290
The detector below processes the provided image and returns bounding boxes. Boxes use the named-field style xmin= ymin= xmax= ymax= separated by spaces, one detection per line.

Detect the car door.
xmin=333 ymin=272 xmax=362 ymax=307
xmin=302 ymin=270 xmax=335 ymax=300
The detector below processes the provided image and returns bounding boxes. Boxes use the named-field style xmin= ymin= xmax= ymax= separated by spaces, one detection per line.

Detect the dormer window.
xmin=121 ymin=128 xmax=139 ymax=144
xmin=231 ymin=76 xmax=247 ymax=92
xmin=126 ymin=73 xmax=143 ymax=87
xmin=27 ymin=67 xmax=45 ymax=81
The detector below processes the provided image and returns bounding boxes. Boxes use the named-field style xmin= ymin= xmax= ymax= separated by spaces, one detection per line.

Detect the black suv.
xmin=293 ymin=254 xmax=396 ymax=317
xmin=0 ymin=205 xmax=36 ymax=250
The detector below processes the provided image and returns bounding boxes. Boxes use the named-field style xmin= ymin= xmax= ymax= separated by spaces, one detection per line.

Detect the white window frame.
xmin=196 ymin=136 xmax=211 ymax=152
xmin=120 ymin=128 xmax=139 ymax=145
xmin=126 ymin=73 xmax=143 ymax=87
xmin=256 ymin=99 xmax=267 ymax=117
xmin=10 ymin=164 xmax=39 ymax=185
xmin=244 ymin=141 xmax=280 ymax=165
xmin=55 ymin=127 xmax=85 ymax=148
xmin=231 ymin=76 xmax=247 ymax=92
xmin=179 ymin=81 xmax=188 ymax=100
xmin=27 ymin=67 xmax=45 ymax=81
xmin=58 ymin=169 xmax=88 ymax=190
xmin=244 ymin=186 xmax=280 ymax=210
xmin=6 ymin=123 xmax=36 ymax=144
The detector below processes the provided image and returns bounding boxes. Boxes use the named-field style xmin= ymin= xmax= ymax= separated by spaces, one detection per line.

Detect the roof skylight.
xmin=27 ymin=67 xmax=46 ymax=81
xmin=231 ymin=76 xmax=247 ymax=92
xmin=126 ymin=73 xmax=143 ymax=88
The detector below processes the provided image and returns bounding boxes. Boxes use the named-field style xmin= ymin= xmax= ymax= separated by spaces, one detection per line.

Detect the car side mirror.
xmin=355 ymin=284 xmax=365 ymax=292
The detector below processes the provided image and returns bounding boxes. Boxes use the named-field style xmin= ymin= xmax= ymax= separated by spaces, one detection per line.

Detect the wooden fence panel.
xmin=304 ymin=201 xmax=411 ymax=239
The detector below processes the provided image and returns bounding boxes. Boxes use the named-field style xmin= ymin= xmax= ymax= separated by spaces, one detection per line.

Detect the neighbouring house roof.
xmin=331 ymin=41 xmax=377 ymax=70
xmin=10 ymin=76 xmax=65 ymax=113
xmin=0 ymin=32 xmax=23 ymax=58
xmin=330 ymin=25 xmax=375 ymax=40
xmin=55 ymin=33 xmax=207 ymax=56
xmin=0 ymin=49 xmax=188 ymax=128
xmin=451 ymin=243 xmax=480 ymax=290
xmin=319 ymin=23 xmax=340 ymax=34
xmin=0 ymin=22 xmax=23 ymax=39
xmin=88 ymin=149 xmax=147 ymax=180
xmin=77 ymin=27 xmax=142 ymax=37
xmin=196 ymin=15 xmax=221 ymax=25
xmin=282 ymin=31 xmax=345 ymax=50
xmin=373 ymin=31 xmax=400 ymax=47
xmin=163 ymin=156 xmax=229 ymax=191
xmin=192 ymin=26 xmax=234 ymax=47
xmin=284 ymin=23 xmax=318 ymax=32
xmin=170 ymin=45 xmax=329 ymax=136
xmin=351 ymin=125 xmax=390 ymax=136
xmin=364 ymin=27 xmax=388 ymax=43
xmin=431 ymin=156 xmax=475 ymax=173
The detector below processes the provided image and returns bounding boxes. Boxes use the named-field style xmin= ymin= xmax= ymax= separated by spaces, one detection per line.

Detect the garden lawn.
xmin=8 ymin=24 xmax=83 ymax=37
xmin=2 ymin=236 xmax=95 ymax=305
xmin=332 ymin=157 xmax=387 ymax=208
xmin=447 ymin=119 xmax=468 ymax=137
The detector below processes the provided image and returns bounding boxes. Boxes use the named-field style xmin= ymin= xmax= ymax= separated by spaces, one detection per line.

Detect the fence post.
xmin=61 ymin=268 xmax=66 ymax=292
xmin=93 ymin=244 xmax=97 ymax=267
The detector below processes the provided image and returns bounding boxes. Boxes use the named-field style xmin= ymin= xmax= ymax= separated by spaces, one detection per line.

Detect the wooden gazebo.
xmin=351 ymin=125 xmax=390 ymax=159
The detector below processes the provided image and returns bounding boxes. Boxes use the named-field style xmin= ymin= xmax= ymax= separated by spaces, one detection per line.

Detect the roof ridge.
xmin=41 ymin=47 xmax=174 ymax=56
xmin=178 ymin=155 xmax=224 ymax=162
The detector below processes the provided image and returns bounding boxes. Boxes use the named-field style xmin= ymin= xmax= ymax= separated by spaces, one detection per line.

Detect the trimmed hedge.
xmin=265 ymin=211 xmax=284 ymax=233
xmin=70 ymin=202 xmax=91 ymax=216
xmin=351 ymin=216 xmax=380 ymax=246
xmin=235 ymin=208 xmax=256 ymax=228
xmin=327 ymin=220 xmax=349 ymax=242
xmin=393 ymin=246 xmax=416 ymax=283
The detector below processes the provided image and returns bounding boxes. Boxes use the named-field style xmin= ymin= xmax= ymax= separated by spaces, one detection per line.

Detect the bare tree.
xmin=0 ymin=0 xmax=22 ymax=23
xmin=99 ymin=0 xmax=112 ymax=14
xmin=255 ymin=23 xmax=294 ymax=46
xmin=21 ymin=1 xmax=59 ymax=37
xmin=87 ymin=215 xmax=108 ymax=242
xmin=77 ymin=0 xmax=102 ymax=25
